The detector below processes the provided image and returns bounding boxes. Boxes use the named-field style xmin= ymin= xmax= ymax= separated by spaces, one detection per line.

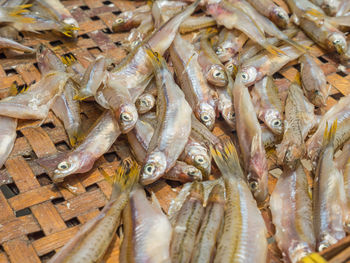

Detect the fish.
xmin=211 ymin=141 xmax=268 ymax=263
xmin=97 ymin=0 xmax=199 ymax=134
xmin=179 ymin=16 xmax=217 ymax=34
xmin=140 ymin=49 xmax=192 ymax=185
xmin=233 ymin=71 xmax=269 ymax=203
xmin=299 ymin=53 xmax=329 ymax=107
xmin=0 ymin=4 xmax=33 ymax=23
xmin=37 ymin=111 xmax=120 ymax=182
xmin=215 ymin=83 xmax=236 ymax=129
xmin=48 ymin=162 xmax=139 ymax=263
xmin=74 ymin=56 xmax=107 ymax=100
xmin=270 ymin=162 xmax=315 ymax=263
xmin=0 ymin=71 xmax=69 ymax=120
xmin=197 ymin=28 xmax=229 ymax=87
xmin=0 ymin=36 xmax=33 ymax=52
xmin=246 ymin=0 xmax=290 ymax=28
xmin=170 ymin=33 xmax=216 ymax=130
xmin=239 ymin=39 xmax=313 ymax=86
xmin=313 ymin=121 xmax=347 ymax=251
xmin=227 ymin=0 xmax=306 ymax=53
xmin=170 ymin=181 xmax=205 ymax=263
xmin=238 ymin=28 xmax=299 ymax=65
xmin=120 ymin=185 xmax=172 ymax=263
xmin=112 ymin=4 xmax=151 ymax=32
xmin=190 ymin=114 xmax=221 ymax=147
xmin=191 ymin=184 xmax=225 ymax=263
xmin=205 ymin=0 xmax=282 ymax=55
xmin=163 ymin=161 xmax=202 ymax=183
xmin=36 ymin=45 xmax=82 ymax=146
xmin=135 ymin=93 xmax=156 ymax=114
xmin=251 ymin=76 xmax=284 ymax=135
xmin=33 ymin=0 xmax=79 ymax=37
xmin=286 ymin=0 xmax=347 ymax=54
xmin=277 ymin=79 xmax=315 ymax=167
xmin=215 ymin=28 xmax=247 ymax=63
xmin=306 ymin=95 xmax=350 ymax=164
xmin=0 ymin=116 xmax=17 ymax=168
xmin=180 ymin=137 xmax=212 ymax=177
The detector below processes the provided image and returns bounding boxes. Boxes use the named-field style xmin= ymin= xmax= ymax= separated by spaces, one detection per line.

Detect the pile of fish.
xmin=1 ymin=0 xmax=350 ymax=262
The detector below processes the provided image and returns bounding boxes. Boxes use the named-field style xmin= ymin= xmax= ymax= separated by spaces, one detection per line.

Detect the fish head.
xmin=249 ymin=149 xmax=269 ymax=203
xmin=186 ymin=145 xmax=212 ymax=176
xmin=183 ymin=166 xmax=203 ymax=182
xmin=136 ymin=93 xmax=156 ymax=114
xmin=265 ymin=110 xmax=283 ymax=135
xmin=196 ymin=103 xmax=216 ymax=130
xmin=36 ymin=44 xmax=65 ymax=74
xmin=117 ymin=103 xmax=138 ymax=133
xmin=207 ymin=65 xmax=228 ymax=87
xmin=215 ymin=43 xmax=236 ymax=63
xmin=329 ymin=32 xmax=347 ymax=55
xmin=62 ymin=18 xmax=79 ymax=38
xmin=312 ymin=89 xmax=328 ymax=107
xmin=51 ymin=153 xmax=90 ymax=182
xmin=240 ymin=66 xmax=258 ymax=86
xmin=270 ymin=7 xmax=289 ymax=29
xmin=220 ymin=103 xmax=235 ymax=129
xmin=112 ymin=12 xmax=135 ymax=32
xmin=140 ymin=151 xmax=167 ymax=185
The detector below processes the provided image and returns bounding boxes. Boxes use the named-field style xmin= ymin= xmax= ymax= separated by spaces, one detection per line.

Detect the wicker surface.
xmin=0 ymin=0 xmax=349 ymax=262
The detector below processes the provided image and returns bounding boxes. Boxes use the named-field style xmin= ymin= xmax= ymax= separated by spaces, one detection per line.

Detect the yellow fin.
xmin=263 ymin=43 xmax=286 ymax=56
xmin=8 ymin=4 xmax=35 ymax=23
xmin=100 ymin=159 xmax=139 ymax=198
xmin=306 ymin=8 xmax=325 ymax=19
xmin=300 ymin=253 xmax=328 ymax=263
xmin=61 ymin=24 xmax=80 ymax=38
xmin=323 ymin=120 xmax=337 ymax=147
xmin=61 ymin=54 xmax=76 ymax=66
xmin=293 ymin=71 xmax=301 ymax=86
xmin=8 ymin=82 xmax=30 ymax=96
xmin=145 ymin=46 xmax=164 ymax=68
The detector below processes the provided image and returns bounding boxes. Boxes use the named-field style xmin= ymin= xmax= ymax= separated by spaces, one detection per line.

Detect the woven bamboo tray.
xmin=0 ymin=0 xmax=349 ymax=262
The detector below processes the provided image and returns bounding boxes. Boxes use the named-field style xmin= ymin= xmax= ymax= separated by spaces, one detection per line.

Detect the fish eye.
xmin=200 ymin=114 xmax=210 ymax=122
xmin=215 ymin=47 xmax=223 ymax=55
xmin=115 ymin=18 xmax=124 ymax=24
xmin=58 ymin=161 xmax=70 ymax=170
xmin=120 ymin=112 xmax=132 ymax=122
xmin=194 ymin=155 xmax=205 ymax=164
xmin=272 ymin=119 xmax=282 ymax=127
xmin=144 ymin=164 xmax=155 ymax=175
xmin=249 ymin=180 xmax=259 ymax=191
xmin=333 ymin=39 xmax=341 ymax=45
xmin=213 ymin=69 xmax=224 ymax=79
xmin=227 ymin=64 xmax=233 ymax=70
xmin=315 ymin=90 xmax=321 ymax=95
xmin=318 ymin=244 xmax=328 ymax=252
xmin=277 ymin=12 xmax=285 ymax=19
xmin=187 ymin=168 xmax=199 ymax=177
xmin=140 ymin=99 xmax=149 ymax=107
xmin=131 ymin=40 xmax=140 ymax=48
xmin=241 ymin=72 xmax=249 ymax=80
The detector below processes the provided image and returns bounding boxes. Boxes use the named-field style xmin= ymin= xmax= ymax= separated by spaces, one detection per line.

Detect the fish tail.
xmin=8 ymin=82 xmax=30 ymax=96
xmin=60 ymin=23 xmax=80 ymax=38
xmin=283 ymin=38 xmax=309 ymax=53
xmin=262 ymin=43 xmax=285 ymax=56
xmin=211 ymin=140 xmax=244 ymax=179
xmin=100 ymin=159 xmax=140 ymax=199
xmin=6 ymin=4 xmax=35 ymax=23
xmin=68 ymin=126 xmax=85 ymax=147
xmin=145 ymin=46 xmax=166 ymax=70
xmin=61 ymin=54 xmax=76 ymax=66
xmin=322 ymin=120 xmax=337 ymax=148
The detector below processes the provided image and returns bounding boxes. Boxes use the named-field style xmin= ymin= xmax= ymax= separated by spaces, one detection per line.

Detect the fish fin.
xmin=182 ymin=52 xmax=196 ymax=75
xmin=283 ymin=38 xmax=309 ymax=53
xmin=61 ymin=54 xmax=76 ymax=66
xmin=293 ymin=71 xmax=302 ymax=86
xmin=60 ymin=24 xmax=80 ymax=38
xmin=6 ymin=4 xmax=35 ymax=24
xmin=322 ymin=120 xmax=337 ymax=148
xmin=100 ymin=159 xmax=139 ymax=200
xmin=145 ymin=46 xmax=166 ymax=70
xmin=8 ymin=82 xmax=30 ymax=96
xmin=68 ymin=126 xmax=84 ymax=148
xmin=300 ymin=253 xmax=328 ymax=263
xmin=262 ymin=43 xmax=285 ymax=56
xmin=211 ymin=140 xmax=244 ymax=179
xmin=306 ymin=8 xmax=325 ymax=18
